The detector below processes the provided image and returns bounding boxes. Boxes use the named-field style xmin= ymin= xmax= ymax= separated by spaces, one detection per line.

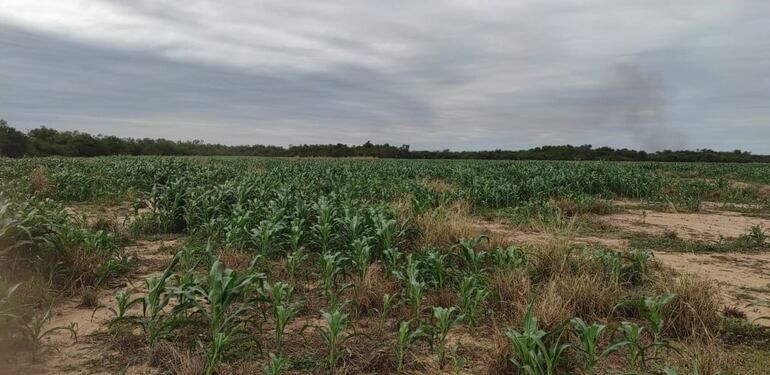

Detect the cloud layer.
xmin=1 ymin=1 xmax=768 ymax=151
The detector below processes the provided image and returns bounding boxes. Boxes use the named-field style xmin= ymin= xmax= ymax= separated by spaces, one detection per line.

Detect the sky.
xmin=0 ymin=1 xmax=768 ymax=152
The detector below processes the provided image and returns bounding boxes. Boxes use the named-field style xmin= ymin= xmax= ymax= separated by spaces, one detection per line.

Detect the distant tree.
xmin=0 ymin=120 xmax=30 ymax=158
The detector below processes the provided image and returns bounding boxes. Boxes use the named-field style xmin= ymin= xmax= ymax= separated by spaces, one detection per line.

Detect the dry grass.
xmin=489 ymin=268 xmax=532 ymax=320
xmin=527 ymin=238 xmax=573 ymax=282
xmin=152 ymin=342 xmax=206 ymax=375
xmin=666 ymin=339 xmax=739 ymax=375
xmin=29 ymin=166 xmax=49 ymax=197
xmin=413 ymin=200 xmax=481 ymax=248
xmin=421 ymin=179 xmax=455 ymax=193
xmin=216 ymin=249 xmax=252 ymax=273
xmin=530 ymin=280 xmax=575 ymax=331
xmin=554 ymin=273 xmax=621 ymax=320
xmin=350 ymin=264 xmax=398 ymax=315
xmin=485 ymin=323 xmax=516 ymax=375
xmin=655 ymin=274 xmax=723 ymax=339
xmin=79 ymin=287 xmax=100 ymax=309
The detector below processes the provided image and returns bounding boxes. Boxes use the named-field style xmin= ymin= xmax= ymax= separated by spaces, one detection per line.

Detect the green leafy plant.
xmin=305 ymin=308 xmax=364 ymax=375
xmin=320 ymin=251 xmax=352 ymax=309
xmin=394 ymin=320 xmax=431 ymax=373
xmin=18 ymin=307 xmax=78 ymax=362
xmin=570 ymin=317 xmax=624 ymax=375
xmin=457 ymin=276 xmax=489 ymax=327
xmin=432 ymin=306 xmax=464 ymax=366
xmin=262 ymin=352 xmax=289 ymax=375
xmin=403 ymin=254 xmax=426 ymax=319
xmin=452 ymin=235 xmax=490 ymax=277
xmin=506 ymin=304 xmax=570 ymax=375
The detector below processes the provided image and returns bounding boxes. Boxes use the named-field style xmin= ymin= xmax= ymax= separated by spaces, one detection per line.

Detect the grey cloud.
xmin=0 ymin=1 xmax=769 ymax=151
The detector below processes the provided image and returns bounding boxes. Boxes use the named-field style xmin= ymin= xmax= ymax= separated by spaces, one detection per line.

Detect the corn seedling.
xmin=404 ymin=254 xmax=426 ymax=319
xmin=262 ymin=352 xmax=289 ymax=375
xmin=185 ymin=260 xmax=265 ymax=374
xmin=452 ymin=235 xmax=490 ymax=277
xmin=18 ymin=307 xmax=78 ymax=362
xmin=457 ymin=276 xmax=489 ymax=327
xmin=570 ymin=317 xmax=624 ymax=375
xmin=305 ymin=308 xmax=363 ymax=375
xmin=394 ymin=320 xmax=431 ymax=373
xmin=424 ymin=248 xmax=450 ymax=289
xmin=506 ymin=304 xmax=570 ymax=375
xmin=320 ymin=251 xmax=352 ymax=309
xmin=350 ymin=236 xmax=372 ymax=281
xmin=432 ymin=306 xmax=464 ymax=366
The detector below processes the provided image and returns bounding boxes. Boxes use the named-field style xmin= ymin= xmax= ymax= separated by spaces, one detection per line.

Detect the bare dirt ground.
xmin=654 ymin=251 xmax=770 ymax=323
xmin=599 ymin=208 xmax=770 ymax=241
xmin=6 ymin=237 xmax=183 ymax=375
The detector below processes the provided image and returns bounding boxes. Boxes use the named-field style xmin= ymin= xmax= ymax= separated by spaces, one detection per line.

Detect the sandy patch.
xmin=601 ymin=209 xmax=770 ymax=241
xmin=654 ymin=251 xmax=770 ymax=324
xmin=8 ymin=237 xmax=181 ymax=374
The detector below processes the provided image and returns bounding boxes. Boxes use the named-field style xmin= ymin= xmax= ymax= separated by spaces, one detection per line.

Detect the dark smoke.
xmin=607 ymin=61 xmax=685 ymax=151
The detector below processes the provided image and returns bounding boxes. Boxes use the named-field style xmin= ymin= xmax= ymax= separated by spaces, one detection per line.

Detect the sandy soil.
xmin=6 ymin=237 xmax=183 ymax=375
xmin=654 ymin=251 xmax=770 ymax=323
xmin=600 ymin=209 xmax=770 ymax=241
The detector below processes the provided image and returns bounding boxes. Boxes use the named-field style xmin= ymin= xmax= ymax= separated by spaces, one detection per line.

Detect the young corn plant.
xmin=383 ymin=247 xmax=403 ymax=277
xmin=186 ymin=260 xmax=265 ymax=375
xmin=320 ymin=252 xmax=352 ymax=310
xmin=286 ymin=248 xmax=308 ymax=284
xmin=251 ymin=219 xmax=285 ymax=260
xmin=262 ymin=352 xmax=289 ymax=375
xmin=350 ymin=236 xmax=373 ymax=281
xmin=377 ymin=293 xmax=400 ymax=332
xmin=313 ymin=198 xmax=336 ymax=253
xmin=423 ymin=248 xmax=450 ymax=290
xmin=614 ymin=293 xmax=678 ymax=369
xmin=506 ymin=304 xmax=570 ymax=375
xmin=18 ymin=307 xmax=78 ymax=362
xmin=305 ymin=308 xmax=363 ymax=375
xmin=393 ymin=320 xmax=431 ymax=373
xmin=403 ymin=255 xmax=426 ymax=320
xmin=492 ymin=245 xmax=527 ymax=270
xmin=452 ymin=235 xmax=490 ymax=277
xmin=457 ymin=276 xmax=489 ymax=327
xmin=264 ymin=281 xmax=298 ymax=352
xmin=570 ymin=317 xmax=624 ymax=375
xmin=432 ymin=306 xmax=464 ymax=367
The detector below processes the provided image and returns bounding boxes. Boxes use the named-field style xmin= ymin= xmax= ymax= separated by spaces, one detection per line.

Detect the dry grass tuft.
xmin=656 ymin=274 xmax=723 ymax=339
xmin=217 ymin=249 xmax=252 ymax=273
xmin=527 ymin=238 xmax=573 ymax=282
xmin=426 ymin=287 xmax=460 ymax=309
xmin=414 ymin=200 xmax=480 ymax=248
xmin=152 ymin=342 xmax=206 ymax=375
xmin=485 ymin=323 xmax=516 ymax=375
xmin=29 ymin=166 xmax=49 ymax=197
xmin=666 ymin=339 xmax=738 ymax=375
xmin=350 ymin=264 xmax=398 ymax=315
xmin=530 ymin=280 xmax=575 ymax=331
xmin=79 ymin=287 xmax=100 ymax=308
xmin=489 ymin=268 xmax=531 ymax=320
xmin=422 ymin=179 xmax=455 ymax=193
xmin=554 ymin=273 xmax=621 ymax=320
xmin=555 ymin=197 xmax=578 ymax=217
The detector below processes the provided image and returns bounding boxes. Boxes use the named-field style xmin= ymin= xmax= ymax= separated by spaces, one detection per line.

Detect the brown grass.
xmin=489 ymin=268 xmax=532 ymax=320
xmin=217 ymin=249 xmax=252 ymax=273
xmin=422 ymin=179 xmax=455 ymax=193
xmin=666 ymin=339 xmax=739 ymax=375
xmin=527 ymin=238 xmax=573 ymax=282
xmin=350 ymin=264 xmax=399 ymax=315
xmin=413 ymin=200 xmax=480 ymax=248
xmin=29 ymin=166 xmax=49 ymax=197
xmin=485 ymin=323 xmax=516 ymax=375
xmin=655 ymin=274 xmax=723 ymax=339
xmin=152 ymin=342 xmax=206 ymax=375
xmin=554 ymin=273 xmax=621 ymax=320
xmin=530 ymin=280 xmax=575 ymax=331
xmin=79 ymin=287 xmax=100 ymax=309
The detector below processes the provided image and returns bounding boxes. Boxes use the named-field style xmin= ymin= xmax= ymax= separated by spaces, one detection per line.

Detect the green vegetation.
xmin=0 ymin=156 xmax=769 ymax=373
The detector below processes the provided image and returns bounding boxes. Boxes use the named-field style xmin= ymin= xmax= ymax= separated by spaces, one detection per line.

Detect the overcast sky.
xmin=1 ymin=1 xmax=768 ymax=151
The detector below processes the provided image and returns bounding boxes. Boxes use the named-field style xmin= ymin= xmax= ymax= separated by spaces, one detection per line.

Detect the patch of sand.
xmin=654 ymin=251 xmax=770 ymax=324
xmin=7 ymin=237 xmax=182 ymax=374
xmin=601 ymin=209 xmax=770 ymax=241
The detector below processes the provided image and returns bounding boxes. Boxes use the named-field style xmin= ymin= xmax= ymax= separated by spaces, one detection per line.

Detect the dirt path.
xmin=6 ymin=238 xmax=183 ymax=375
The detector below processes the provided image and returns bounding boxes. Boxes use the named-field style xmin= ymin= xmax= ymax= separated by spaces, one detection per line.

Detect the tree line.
xmin=1 ymin=120 xmax=768 ymax=162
